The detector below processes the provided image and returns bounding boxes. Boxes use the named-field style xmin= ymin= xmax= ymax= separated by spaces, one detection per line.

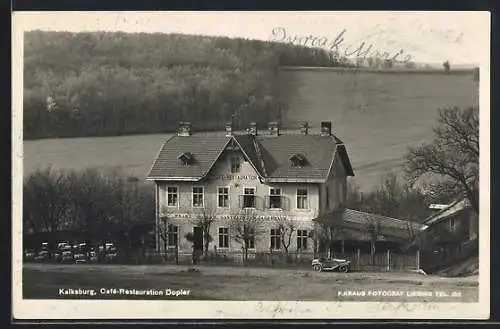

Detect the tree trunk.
xmin=371 ymin=240 xmax=376 ymax=266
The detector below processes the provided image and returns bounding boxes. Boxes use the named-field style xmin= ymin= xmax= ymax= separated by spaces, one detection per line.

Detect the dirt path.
xmin=22 ymin=263 xmax=479 ymax=302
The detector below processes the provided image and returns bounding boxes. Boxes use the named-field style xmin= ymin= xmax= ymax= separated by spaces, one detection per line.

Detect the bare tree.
xmin=367 ymin=220 xmax=382 ymax=265
xmin=309 ymin=221 xmax=346 ymax=259
xmin=22 ymin=167 xmax=71 ymax=244
xmin=229 ymin=209 xmax=265 ymax=263
xmin=405 ymin=106 xmax=479 ymax=213
xmin=190 ymin=208 xmax=217 ymax=257
xmin=443 ymin=60 xmax=451 ymax=73
xmin=273 ymin=215 xmax=296 ymax=256
xmin=157 ymin=205 xmax=172 ymax=260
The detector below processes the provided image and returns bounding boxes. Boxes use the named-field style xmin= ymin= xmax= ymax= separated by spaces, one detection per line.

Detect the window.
xmin=247 ymin=229 xmax=255 ymax=249
xmin=167 ymin=186 xmax=178 ymax=207
xmin=243 ymin=188 xmax=256 ymax=208
xmin=218 ymin=187 xmax=229 ymax=208
xmin=450 ymin=218 xmax=457 ymax=232
xmin=297 ymin=230 xmax=308 ymax=250
xmin=192 ymin=187 xmax=204 ymax=207
xmin=218 ymin=227 xmax=229 ymax=248
xmin=270 ymin=228 xmax=281 ymax=250
xmin=290 ymin=153 xmax=308 ymax=168
xmin=269 ymin=188 xmax=282 ymax=209
xmin=167 ymin=225 xmax=178 ymax=247
xmin=178 ymin=152 xmax=194 ymax=166
xmin=231 ymin=156 xmax=241 ymax=173
xmin=296 ymin=188 xmax=308 ymax=209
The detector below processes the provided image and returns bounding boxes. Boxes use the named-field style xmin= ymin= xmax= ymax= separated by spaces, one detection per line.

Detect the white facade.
xmin=154 ymin=147 xmax=347 ymax=253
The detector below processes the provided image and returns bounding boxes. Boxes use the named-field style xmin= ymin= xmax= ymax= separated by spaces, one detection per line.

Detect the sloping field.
xmin=278 ymin=67 xmax=479 ymax=189
xmin=22 ymin=68 xmax=479 ymax=191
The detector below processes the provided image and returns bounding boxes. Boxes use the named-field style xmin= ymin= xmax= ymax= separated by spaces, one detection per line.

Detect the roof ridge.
xmin=423 ymin=198 xmax=469 ymax=224
xmin=198 ymin=137 xmax=232 ymax=180
xmin=251 ymin=136 xmax=268 ymax=177
xmin=345 ymin=208 xmax=422 ymax=224
xmin=232 ymin=135 xmax=266 ymax=179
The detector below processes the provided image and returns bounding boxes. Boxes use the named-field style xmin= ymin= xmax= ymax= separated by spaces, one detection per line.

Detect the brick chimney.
xmin=300 ymin=122 xmax=309 ymax=135
xmin=268 ymin=121 xmax=280 ymax=136
xmin=225 ymin=121 xmax=233 ymax=137
xmin=177 ymin=121 xmax=192 ymax=136
xmin=248 ymin=122 xmax=258 ymax=136
xmin=320 ymin=121 xmax=332 ymax=136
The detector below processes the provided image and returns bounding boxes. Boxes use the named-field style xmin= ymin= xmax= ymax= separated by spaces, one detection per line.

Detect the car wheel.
xmin=339 ymin=265 xmax=348 ymax=273
xmin=313 ymin=264 xmax=323 ymax=272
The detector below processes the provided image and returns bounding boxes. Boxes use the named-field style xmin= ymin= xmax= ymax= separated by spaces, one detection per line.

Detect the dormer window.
xmin=178 ymin=152 xmax=194 ymax=166
xmin=289 ymin=153 xmax=308 ymax=168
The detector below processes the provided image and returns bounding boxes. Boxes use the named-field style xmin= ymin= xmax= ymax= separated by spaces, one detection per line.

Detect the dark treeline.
xmin=23 ymin=167 xmax=155 ymax=254
xmin=24 ymin=31 xmax=350 ymax=140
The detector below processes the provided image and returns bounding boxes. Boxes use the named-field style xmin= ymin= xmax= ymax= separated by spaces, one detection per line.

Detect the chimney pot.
xmin=225 ymin=121 xmax=233 ymax=137
xmin=248 ymin=122 xmax=258 ymax=136
xmin=299 ymin=121 xmax=309 ymax=135
xmin=268 ymin=121 xmax=280 ymax=136
xmin=320 ymin=121 xmax=332 ymax=136
xmin=178 ymin=121 xmax=192 ymax=136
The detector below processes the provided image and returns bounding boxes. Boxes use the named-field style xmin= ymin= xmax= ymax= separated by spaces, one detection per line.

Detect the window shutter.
xmin=283 ymin=196 xmax=290 ymax=211
xmin=264 ymin=196 xmax=270 ymax=209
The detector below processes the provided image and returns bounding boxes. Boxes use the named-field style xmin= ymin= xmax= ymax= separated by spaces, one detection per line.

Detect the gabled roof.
xmin=315 ymin=208 xmax=428 ymax=240
xmin=423 ymin=199 xmax=472 ymax=226
xmin=147 ymin=131 xmax=355 ymax=183
xmin=147 ymin=134 xmax=231 ymax=181
xmin=256 ymin=134 xmax=354 ymax=182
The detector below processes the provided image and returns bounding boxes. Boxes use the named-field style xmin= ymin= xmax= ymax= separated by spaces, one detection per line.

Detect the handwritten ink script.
xmin=270 ymin=27 xmax=413 ymax=63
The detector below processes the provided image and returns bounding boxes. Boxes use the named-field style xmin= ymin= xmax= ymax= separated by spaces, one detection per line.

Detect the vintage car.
xmin=54 ymin=242 xmax=74 ymax=263
xmin=24 ymin=249 xmax=36 ymax=261
xmin=34 ymin=242 xmax=51 ymax=261
xmin=312 ymin=257 xmax=351 ymax=272
xmin=74 ymin=242 xmax=90 ymax=264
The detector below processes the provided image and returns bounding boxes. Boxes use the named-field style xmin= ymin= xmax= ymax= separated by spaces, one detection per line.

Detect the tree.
xmin=157 ymin=213 xmax=170 ymax=259
xmin=273 ymin=215 xmax=296 ymax=256
xmin=346 ymin=172 xmax=432 ymax=223
xmin=443 ymin=60 xmax=451 ymax=73
xmin=405 ymin=106 xmax=479 ymax=214
xmin=65 ymin=169 xmax=112 ymax=243
xmin=190 ymin=208 xmax=217 ymax=257
xmin=24 ymin=30 xmax=351 ymax=140
xmin=229 ymin=209 xmax=265 ymax=263
xmin=367 ymin=220 xmax=382 ymax=265
xmin=22 ymin=167 xmax=71 ymax=244
xmin=309 ymin=221 xmax=346 ymax=259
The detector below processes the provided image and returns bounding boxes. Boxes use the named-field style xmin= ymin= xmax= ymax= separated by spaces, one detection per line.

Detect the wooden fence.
xmin=25 ymin=246 xmax=420 ymax=272
xmin=161 ymin=248 xmax=421 ymax=272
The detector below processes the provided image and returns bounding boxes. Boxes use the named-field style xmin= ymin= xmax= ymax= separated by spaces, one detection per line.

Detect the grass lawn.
xmin=23 ymin=263 xmax=478 ymax=302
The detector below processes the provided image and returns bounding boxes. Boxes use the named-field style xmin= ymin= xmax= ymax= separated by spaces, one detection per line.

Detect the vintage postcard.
xmin=12 ymin=11 xmax=490 ymax=320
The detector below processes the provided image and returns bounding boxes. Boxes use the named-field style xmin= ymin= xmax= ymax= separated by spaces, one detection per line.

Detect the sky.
xmin=13 ymin=11 xmax=490 ymax=65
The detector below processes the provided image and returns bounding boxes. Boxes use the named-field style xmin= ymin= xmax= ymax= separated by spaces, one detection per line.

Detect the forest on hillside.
xmin=24 ymin=31 xmax=353 ymax=140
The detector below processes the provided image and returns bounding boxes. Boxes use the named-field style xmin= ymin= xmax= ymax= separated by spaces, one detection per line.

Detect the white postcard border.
xmin=11 ymin=11 xmax=491 ymax=320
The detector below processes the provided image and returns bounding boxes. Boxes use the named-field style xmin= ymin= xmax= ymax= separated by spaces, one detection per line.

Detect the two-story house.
xmin=146 ymin=121 xmax=355 ymax=255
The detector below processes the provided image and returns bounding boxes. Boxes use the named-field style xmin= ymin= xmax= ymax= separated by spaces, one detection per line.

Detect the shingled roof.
xmin=315 ymin=208 xmax=428 ymax=240
xmin=423 ymin=199 xmax=471 ymax=226
xmin=147 ymin=130 xmax=354 ymax=183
